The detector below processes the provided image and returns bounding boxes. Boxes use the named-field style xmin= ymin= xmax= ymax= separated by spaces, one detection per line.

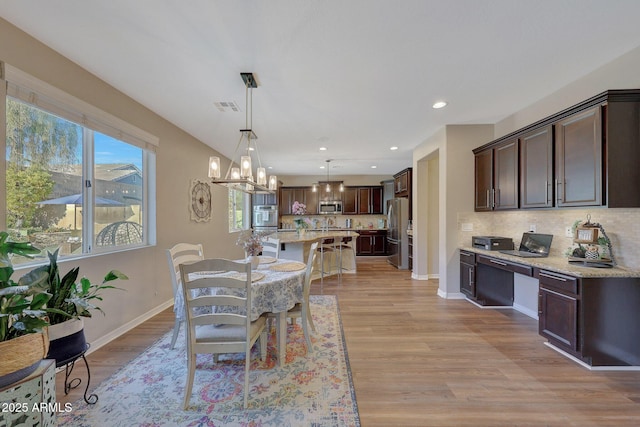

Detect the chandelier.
xmin=208 ymin=72 xmax=277 ymax=194
xmin=312 ymin=159 xmax=343 ymax=193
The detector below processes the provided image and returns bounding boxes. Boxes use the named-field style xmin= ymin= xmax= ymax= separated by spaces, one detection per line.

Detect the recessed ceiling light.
xmin=390 ymin=146 xmax=398 ymax=151
xmin=267 ymin=166 xmax=273 ymax=169
xmin=320 ymin=165 xmax=325 ymax=169
xmin=432 ymin=101 xmax=448 ymax=109
xmin=319 ymin=147 xmax=327 ymax=151
xmin=371 ymin=165 xmax=377 ymax=169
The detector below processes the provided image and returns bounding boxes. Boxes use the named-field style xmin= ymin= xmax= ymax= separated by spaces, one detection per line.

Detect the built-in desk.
xmin=459 ymin=247 xmax=640 ymax=368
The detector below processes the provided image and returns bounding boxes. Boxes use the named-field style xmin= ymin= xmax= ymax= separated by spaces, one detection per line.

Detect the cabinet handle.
xmin=491 ymin=189 xmax=496 ymax=208
xmin=489 ymin=259 xmax=507 ymax=266
xmin=545 ymin=180 xmax=549 ymax=204
xmin=555 ymin=179 xmax=562 ymax=202
xmin=468 ymin=269 xmax=473 ymax=284
xmin=538 ymin=292 xmax=543 ymax=315
xmin=539 ymin=272 xmax=567 ymax=282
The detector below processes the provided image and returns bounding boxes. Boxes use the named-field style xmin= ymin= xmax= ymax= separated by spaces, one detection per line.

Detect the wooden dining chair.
xmin=317 ymin=237 xmax=336 ymax=283
xmin=261 ymin=237 xmax=280 ymax=258
xmin=267 ymin=241 xmax=318 ymax=354
xmin=165 ymin=243 xmax=204 ymax=349
xmin=179 ymin=258 xmax=267 ymax=409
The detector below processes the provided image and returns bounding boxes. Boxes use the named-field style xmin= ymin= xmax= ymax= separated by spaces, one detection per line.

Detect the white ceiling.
xmin=3 ymin=0 xmax=640 ymax=176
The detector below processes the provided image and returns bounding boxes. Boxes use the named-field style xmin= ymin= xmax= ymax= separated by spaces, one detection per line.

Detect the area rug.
xmin=58 ymin=295 xmax=360 ymax=426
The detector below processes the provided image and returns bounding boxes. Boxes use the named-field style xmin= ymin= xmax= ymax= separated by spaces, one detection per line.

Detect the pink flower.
xmin=292 ymin=201 xmax=307 ymax=215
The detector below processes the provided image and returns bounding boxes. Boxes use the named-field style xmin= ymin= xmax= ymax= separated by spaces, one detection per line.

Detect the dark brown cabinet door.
xmin=394 ymin=169 xmax=411 ymax=197
xmin=539 ymin=287 xmax=578 ymax=351
xmin=279 ymin=187 xmax=307 ymax=214
xmin=460 ymin=261 xmax=475 ymax=298
xmin=372 ymin=234 xmax=386 ymax=255
xmin=370 ymin=186 xmax=384 ymax=214
xmin=493 ymin=138 xmax=518 ymax=210
xmin=356 ymin=235 xmax=372 ymax=255
xmin=358 ymin=187 xmax=371 ymax=213
xmin=303 ymin=188 xmax=318 ymax=214
xmin=520 ymin=126 xmax=553 ymax=208
xmin=343 ymin=187 xmax=357 ymax=214
xmin=555 ymin=106 xmax=602 ymax=207
xmin=474 ymin=149 xmax=493 ymax=211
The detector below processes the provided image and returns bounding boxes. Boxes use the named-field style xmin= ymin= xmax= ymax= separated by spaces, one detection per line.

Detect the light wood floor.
xmin=57 ymin=257 xmax=640 ymax=426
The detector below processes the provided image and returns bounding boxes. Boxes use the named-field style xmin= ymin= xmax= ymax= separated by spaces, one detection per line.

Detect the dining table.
xmin=177 ymin=256 xmax=307 ymax=365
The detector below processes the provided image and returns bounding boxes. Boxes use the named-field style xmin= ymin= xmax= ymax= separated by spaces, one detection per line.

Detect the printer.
xmin=472 ymin=236 xmax=514 ymax=251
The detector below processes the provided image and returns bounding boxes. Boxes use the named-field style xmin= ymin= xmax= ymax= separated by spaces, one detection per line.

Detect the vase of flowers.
xmin=237 ymin=230 xmax=266 ymax=270
xmin=292 ymin=201 xmax=310 ymax=235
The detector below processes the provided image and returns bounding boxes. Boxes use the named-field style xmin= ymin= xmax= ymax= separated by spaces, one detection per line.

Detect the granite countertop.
xmin=460 ymin=246 xmax=640 ymax=278
xmin=270 ymin=230 xmax=360 ymax=244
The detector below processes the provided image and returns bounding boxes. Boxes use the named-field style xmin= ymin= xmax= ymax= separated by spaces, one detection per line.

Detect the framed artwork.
xmin=575 ymin=226 xmax=598 ymax=243
xmin=189 ymin=179 xmax=212 ymax=222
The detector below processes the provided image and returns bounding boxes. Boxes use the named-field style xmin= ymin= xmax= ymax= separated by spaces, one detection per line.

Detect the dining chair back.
xmin=165 ymin=243 xmax=204 ymax=349
xmin=261 ymin=237 xmax=280 ymax=258
xmin=267 ymin=241 xmax=318 ymax=354
xmin=179 ymin=258 xmax=267 ymax=409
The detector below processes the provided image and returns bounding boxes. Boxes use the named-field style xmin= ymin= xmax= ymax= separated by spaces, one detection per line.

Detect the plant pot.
xmin=0 ymin=331 xmax=49 ymax=388
xmin=47 ymin=318 xmax=87 ymax=364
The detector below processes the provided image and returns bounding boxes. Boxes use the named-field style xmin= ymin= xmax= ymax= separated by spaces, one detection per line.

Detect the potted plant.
xmin=0 ymin=231 xmax=51 ymax=387
xmin=32 ymin=249 xmax=127 ymax=363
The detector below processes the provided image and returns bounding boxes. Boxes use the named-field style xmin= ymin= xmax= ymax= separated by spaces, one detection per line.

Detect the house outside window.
xmin=2 ymin=63 xmax=157 ymax=266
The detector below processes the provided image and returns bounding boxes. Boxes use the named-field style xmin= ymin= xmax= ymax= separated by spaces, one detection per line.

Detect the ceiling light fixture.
xmin=323 ymin=159 xmax=344 ymax=193
xmin=390 ymin=146 xmax=398 ymax=151
xmin=208 ymin=72 xmax=277 ymax=194
xmin=432 ymin=101 xmax=448 ymax=109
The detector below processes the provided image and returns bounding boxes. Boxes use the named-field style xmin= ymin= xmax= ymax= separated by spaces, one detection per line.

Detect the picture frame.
xmin=574 ymin=226 xmax=599 ymax=243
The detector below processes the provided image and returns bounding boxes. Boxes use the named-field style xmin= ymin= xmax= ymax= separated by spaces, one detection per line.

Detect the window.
xmin=2 ymin=63 xmax=157 ymax=266
xmin=228 ymin=189 xmax=250 ymax=232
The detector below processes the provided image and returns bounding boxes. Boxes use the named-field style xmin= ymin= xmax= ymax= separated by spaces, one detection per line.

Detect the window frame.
xmin=2 ymin=62 xmax=157 ymax=261
xmin=228 ymin=188 xmax=251 ymax=233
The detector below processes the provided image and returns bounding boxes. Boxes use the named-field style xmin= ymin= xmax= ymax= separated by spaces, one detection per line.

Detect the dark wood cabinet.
xmin=555 ymin=106 xmax=602 ymax=207
xmin=343 ymin=186 xmax=383 ymax=214
xmin=474 ymin=89 xmax=640 ymax=210
xmin=252 ymin=192 xmax=277 ymax=206
xmin=356 ymin=230 xmax=386 ymax=255
xmin=343 ymin=187 xmax=357 ymax=214
xmin=538 ymin=270 xmax=580 ymax=355
xmin=279 ymin=187 xmax=307 ymax=215
xmin=474 ymin=139 xmax=518 ymax=211
xmin=303 ymin=188 xmax=318 ymax=214
xmin=459 ymin=250 xmax=476 ymax=299
xmin=393 ymin=168 xmax=412 ymax=198
xmin=317 ymin=182 xmax=344 ymax=202
xmin=520 ymin=125 xmax=553 ymax=208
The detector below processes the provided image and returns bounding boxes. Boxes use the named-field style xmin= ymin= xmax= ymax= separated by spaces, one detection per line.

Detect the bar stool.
xmin=336 ymin=236 xmax=354 ymax=280
xmin=316 ymin=238 xmax=336 ymax=283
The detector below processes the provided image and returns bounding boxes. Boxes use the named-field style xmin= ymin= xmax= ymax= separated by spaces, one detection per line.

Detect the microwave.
xmin=319 ymin=200 xmax=343 ymax=214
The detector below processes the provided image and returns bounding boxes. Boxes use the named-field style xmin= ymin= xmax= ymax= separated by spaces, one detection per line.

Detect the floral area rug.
xmin=58 ymin=295 xmax=360 ymax=426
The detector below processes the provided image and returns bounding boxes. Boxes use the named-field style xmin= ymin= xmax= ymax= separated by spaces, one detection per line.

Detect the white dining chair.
xmin=261 ymin=237 xmax=280 ymax=258
xmin=165 ymin=243 xmax=204 ymax=349
xmin=267 ymin=241 xmax=318 ymax=354
xmin=179 ymin=258 xmax=267 ymax=409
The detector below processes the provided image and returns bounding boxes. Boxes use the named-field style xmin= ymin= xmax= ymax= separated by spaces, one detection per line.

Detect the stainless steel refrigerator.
xmin=387 ymin=198 xmax=409 ymax=269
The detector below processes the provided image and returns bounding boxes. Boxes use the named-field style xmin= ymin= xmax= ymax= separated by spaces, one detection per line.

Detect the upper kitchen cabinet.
xmin=474 ymin=138 xmax=518 ymax=211
xmin=304 ymin=187 xmax=318 ymax=214
xmin=555 ymin=106 xmax=602 ymax=207
xmin=474 ymin=89 xmax=640 ymax=211
xmin=317 ymin=181 xmax=344 ymax=202
xmin=344 ymin=186 xmax=384 ymax=214
xmin=252 ymin=192 xmax=278 ymax=206
xmin=279 ymin=187 xmax=306 ymax=215
xmin=393 ymin=168 xmax=412 ymax=198
xmin=520 ymin=125 xmax=553 ymax=209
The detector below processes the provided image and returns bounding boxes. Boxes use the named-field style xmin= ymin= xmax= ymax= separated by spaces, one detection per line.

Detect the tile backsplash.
xmin=458 ymin=208 xmax=640 ymax=269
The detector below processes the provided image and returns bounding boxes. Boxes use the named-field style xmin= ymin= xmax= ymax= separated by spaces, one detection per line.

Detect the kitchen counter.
xmin=271 ymin=230 xmax=360 ymax=244
xmin=460 ymin=246 xmax=640 ymax=278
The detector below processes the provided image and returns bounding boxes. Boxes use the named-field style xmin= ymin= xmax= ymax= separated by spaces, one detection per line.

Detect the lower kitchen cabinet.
xmin=459 ymin=250 xmax=476 ymax=299
xmin=356 ymin=230 xmax=387 ymax=255
xmin=538 ymin=270 xmax=579 ymax=352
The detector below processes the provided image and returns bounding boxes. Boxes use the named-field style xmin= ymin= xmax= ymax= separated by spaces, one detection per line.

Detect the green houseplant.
xmin=32 ymin=248 xmax=128 ymax=362
xmin=0 ymin=231 xmax=51 ymax=386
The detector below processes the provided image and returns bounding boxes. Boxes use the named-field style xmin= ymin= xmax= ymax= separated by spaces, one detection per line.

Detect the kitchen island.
xmin=268 ymin=230 xmax=360 ymax=276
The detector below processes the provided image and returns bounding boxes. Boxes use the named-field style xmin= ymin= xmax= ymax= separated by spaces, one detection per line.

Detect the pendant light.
xmin=208 ymin=72 xmax=277 ymax=193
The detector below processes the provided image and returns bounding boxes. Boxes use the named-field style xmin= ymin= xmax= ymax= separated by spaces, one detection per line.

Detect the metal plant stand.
xmin=56 ymin=343 xmax=98 ymax=404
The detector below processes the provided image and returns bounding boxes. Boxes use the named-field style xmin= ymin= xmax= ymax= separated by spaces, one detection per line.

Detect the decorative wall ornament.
xmin=189 ymin=179 xmax=212 ymax=222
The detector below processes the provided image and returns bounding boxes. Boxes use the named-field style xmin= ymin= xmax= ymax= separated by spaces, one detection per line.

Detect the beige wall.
xmin=1 ymin=18 xmax=244 ymax=348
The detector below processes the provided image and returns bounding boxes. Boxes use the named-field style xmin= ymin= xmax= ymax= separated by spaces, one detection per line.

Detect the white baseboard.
xmin=437 ymin=289 xmax=466 ymax=299
xmin=512 ymin=303 xmax=538 ymax=320
xmin=411 ymin=273 xmax=439 ymax=280
xmin=86 ymin=299 xmax=174 ymax=355
xmin=543 ymin=342 xmax=640 ymax=371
